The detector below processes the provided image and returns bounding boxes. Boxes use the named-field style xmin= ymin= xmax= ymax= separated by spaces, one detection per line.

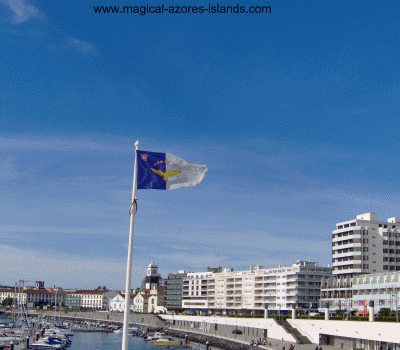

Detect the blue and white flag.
xmin=137 ymin=150 xmax=207 ymax=190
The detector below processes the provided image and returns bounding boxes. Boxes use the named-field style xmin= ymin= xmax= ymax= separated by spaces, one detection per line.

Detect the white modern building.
xmin=332 ymin=213 xmax=400 ymax=278
xmin=321 ymin=213 xmax=400 ymax=310
xmin=182 ymin=261 xmax=331 ymax=315
xmin=321 ymin=270 xmax=400 ymax=314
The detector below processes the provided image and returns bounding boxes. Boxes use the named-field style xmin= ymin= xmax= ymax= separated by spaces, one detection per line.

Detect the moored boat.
xmin=152 ymin=337 xmax=181 ymax=347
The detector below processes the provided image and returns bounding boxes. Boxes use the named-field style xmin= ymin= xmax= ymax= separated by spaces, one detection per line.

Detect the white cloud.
xmin=1 ymin=1 xmax=100 ymax=57
xmin=1 ymin=0 xmax=41 ymax=24
xmin=0 ymin=245 xmax=137 ymax=289
xmin=66 ymin=36 xmax=100 ymax=57
xmin=0 ymin=136 xmax=122 ymax=153
xmin=0 ymin=224 xmax=124 ymax=236
xmin=0 ymin=156 xmax=22 ymax=178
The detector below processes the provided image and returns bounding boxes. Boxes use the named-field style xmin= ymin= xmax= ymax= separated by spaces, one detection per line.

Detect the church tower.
xmin=145 ymin=261 xmax=160 ymax=290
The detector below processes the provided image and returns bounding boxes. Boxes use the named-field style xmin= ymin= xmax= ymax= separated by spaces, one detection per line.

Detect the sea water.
xmin=68 ymin=332 xmax=164 ymax=350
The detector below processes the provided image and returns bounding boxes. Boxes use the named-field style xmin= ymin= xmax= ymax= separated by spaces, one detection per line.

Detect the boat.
xmin=30 ymin=337 xmax=66 ymax=349
xmin=0 ymin=333 xmax=24 ymax=347
xmin=152 ymin=337 xmax=182 ymax=347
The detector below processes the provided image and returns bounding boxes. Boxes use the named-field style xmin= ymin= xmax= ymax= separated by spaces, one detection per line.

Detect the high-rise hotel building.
xmin=321 ymin=213 xmax=400 ymax=308
xmin=332 ymin=212 xmax=400 ymax=277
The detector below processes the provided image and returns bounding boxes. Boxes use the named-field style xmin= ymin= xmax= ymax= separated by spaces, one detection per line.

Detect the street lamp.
xmin=391 ymin=292 xmax=398 ymax=323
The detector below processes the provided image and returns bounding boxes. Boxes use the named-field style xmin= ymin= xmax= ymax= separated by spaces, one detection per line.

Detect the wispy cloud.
xmin=1 ymin=0 xmax=42 ymax=24
xmin=0 ymin=245 xmax=128 ymax=289
xmin=0 ymin=224 xmax=124 ymax=236
xmin=0 ymin=244 xmax=158 ymax=289
xmin=1 ymin=1 xmax=100 ymax=57
xmin=66 ymin=36 xmax=100 ymax=57
xmin=0 ymin=136 xmax=122 ymax=153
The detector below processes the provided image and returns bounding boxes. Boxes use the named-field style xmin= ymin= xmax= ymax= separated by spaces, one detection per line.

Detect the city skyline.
xmin=2 ymin=0 xmax=400 ymax=289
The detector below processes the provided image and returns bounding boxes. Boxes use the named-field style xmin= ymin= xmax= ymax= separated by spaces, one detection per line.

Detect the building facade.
xmin=182 ymin=261 xmax=331 ymax=315
xmin=320 ymin=270 xmax=400 ymax=313
xmin=109 ymin=293 xmax=134 ymax=312
xmin=0 ymin=288 xmax=62 ymax=308
xmin=321 ymin=212 xmax=400 ymax=310
xmin=164 ymin=270 xmax=190 ymax=313
xmin=64 ymin=290 xmax=117 ymax=310
xmin=332 ymin=213 xmax=400 ymax=278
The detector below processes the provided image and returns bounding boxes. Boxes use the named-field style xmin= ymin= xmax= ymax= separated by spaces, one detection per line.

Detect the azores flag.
xmin=137 ymin=150 xmax=207 ymax=190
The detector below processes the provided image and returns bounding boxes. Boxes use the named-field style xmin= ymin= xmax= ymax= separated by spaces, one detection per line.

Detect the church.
xmin=133 ymin=261 xmax=165 ymax=313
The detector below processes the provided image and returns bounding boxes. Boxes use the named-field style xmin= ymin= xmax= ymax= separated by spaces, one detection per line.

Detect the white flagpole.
xmin=122 ymin=140 xmax=140 ymax=350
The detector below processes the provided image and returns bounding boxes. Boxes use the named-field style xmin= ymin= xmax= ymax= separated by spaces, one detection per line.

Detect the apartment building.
xmin=164 ymin=270 xmax=190 ymax=313
xmin=321 ymin=212 xmax=400 ymax=310
xmin=332 ymin=213 xmax=400 ymax=278
xmin=182 ymin=261 xmax=331 ymax=315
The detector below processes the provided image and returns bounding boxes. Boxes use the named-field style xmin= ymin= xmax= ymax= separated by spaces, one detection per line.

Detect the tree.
xmin=378 ymin=308 xmax=391 ymax=317
xmin=1 ymin=297 xmax=13 ymax=306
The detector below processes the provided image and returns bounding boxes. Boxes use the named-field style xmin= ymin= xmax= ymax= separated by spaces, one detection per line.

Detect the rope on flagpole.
xmin=128 ymin=197 xmax=138 ymax=216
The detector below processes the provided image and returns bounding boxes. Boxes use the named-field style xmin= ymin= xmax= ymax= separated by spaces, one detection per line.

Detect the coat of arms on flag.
xmin=137 ymin=150 xmax=207 ymax=190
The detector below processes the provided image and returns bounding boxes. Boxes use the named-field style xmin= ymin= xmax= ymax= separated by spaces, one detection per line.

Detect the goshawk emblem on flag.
xmin=137 ymin=150 xmax=207 ymax=190
xmin=151 ymin=161 xmax=181 ymax=182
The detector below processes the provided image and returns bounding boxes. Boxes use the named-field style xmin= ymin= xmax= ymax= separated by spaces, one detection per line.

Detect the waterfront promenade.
xmin=1 ymin=309 xmax=342 ymax=350
xmin=4 ymin=308 xmax=399 ymax=350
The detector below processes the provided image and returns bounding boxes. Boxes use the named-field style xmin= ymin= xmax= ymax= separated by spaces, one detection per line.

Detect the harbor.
xmin=0 ymin=312 xmax=220 ymax=350
xmin=3 ymin=309 xmax=399 ymax=350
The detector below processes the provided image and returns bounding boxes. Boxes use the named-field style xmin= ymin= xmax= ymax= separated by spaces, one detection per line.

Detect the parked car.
xmin=309 ymin=312 xmax=322 ymax=317
xmin=232 ymin=329 xmax=243 ymax=334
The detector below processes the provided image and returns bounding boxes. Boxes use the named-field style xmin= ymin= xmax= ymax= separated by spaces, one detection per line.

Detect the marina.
xmin=0 ymin=314 xmax=210 ymax=350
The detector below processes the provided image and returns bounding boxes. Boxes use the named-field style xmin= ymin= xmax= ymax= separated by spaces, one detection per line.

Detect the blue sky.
xmin=1 ymin=0 xmax=400 ymax=289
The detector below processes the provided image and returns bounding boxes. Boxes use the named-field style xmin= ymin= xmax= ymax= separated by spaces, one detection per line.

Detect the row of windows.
xmin=382 ymin=257 xmax=400 ymax=262
xmin=383 ymin=249 xmax=400 ymax=254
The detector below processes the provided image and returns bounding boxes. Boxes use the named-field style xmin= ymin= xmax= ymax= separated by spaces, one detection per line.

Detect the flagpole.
xmin=122 ymin=140 xmax=140 ymax=350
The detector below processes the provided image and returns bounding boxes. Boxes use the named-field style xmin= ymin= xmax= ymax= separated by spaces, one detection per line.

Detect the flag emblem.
xmin=137 ymin=150 xmax=207 ymax=190
xmin=151 ymin=161 xmax=182 ymax=181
